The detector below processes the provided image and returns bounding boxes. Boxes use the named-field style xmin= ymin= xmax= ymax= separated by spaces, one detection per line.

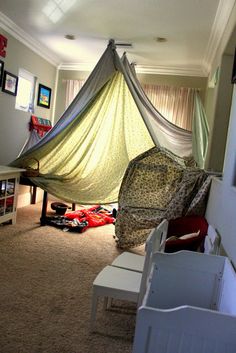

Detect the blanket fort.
xmin=10 ymin=40 xmax=208 ymax=205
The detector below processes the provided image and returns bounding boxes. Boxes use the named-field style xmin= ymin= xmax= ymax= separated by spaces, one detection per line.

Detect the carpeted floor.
xmin=0 ymin=202 xmax=144 ymax=353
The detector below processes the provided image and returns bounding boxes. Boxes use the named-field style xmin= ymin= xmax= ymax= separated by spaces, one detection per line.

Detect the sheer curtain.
xmin=142 ymin=84 xmax=196 ymax=131
xmin=65 ymin=79 xmax=86 ymax=108
xmin=66 ymin=80 xmax=197 ymax=132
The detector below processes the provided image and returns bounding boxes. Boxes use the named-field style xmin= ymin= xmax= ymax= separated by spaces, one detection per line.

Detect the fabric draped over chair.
xmin=114 ymin=147 xmax=211 ymax=248
xmin=10 ymin=40 xmax=209 ymax=204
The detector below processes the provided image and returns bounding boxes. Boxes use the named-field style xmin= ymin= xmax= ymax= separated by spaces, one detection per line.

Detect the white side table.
xmin=0 ymin=166 xmax=25 ymax=225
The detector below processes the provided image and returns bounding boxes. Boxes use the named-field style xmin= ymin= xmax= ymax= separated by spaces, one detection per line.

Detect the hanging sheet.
xmin=19 ymin=129 xmax=42 ymax=156
xmin=12 ymin=70 xmax=154 ymax=204
xmin=192 ymin=93 xmax=209 ymax=168
xmin=10 ymin=40 xmax=208 ymax=204
xmin=121 ymin=54 xmax=193 ymax=157
xmin=19 ymin=116 xmax=52 ymax=155
xmin=121 ymin=54 xmax=209 ymax=165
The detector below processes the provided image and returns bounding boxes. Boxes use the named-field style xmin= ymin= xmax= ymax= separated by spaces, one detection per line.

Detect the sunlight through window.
xmin=42 ymin=0 xmax=77 ymax=23
xmin=15 ymin=69 xmax=36 ymax=113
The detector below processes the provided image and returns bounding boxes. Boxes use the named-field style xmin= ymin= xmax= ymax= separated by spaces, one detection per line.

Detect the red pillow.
xmin=165 ymin=216 xmax=208 ymax=253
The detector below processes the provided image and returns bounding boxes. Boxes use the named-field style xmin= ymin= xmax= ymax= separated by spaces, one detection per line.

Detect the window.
xmin=15 ymin=69 xmax=37 ymax=113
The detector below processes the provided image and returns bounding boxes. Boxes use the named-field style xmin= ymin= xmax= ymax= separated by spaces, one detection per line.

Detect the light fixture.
xmin=65 ymin=34 xmax=76 ymax=40
xmin=116 ymin=42 xmax=133 ymax=48
xmin=156 ymin=37 xmax=167 ymax=42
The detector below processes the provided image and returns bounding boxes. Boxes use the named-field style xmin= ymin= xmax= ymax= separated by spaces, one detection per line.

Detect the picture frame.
xmin=0 ymin=59 xmax=4 ymax=87
xmin=232 ymin=47 xmax=236 ymax=84
xmin=2 ymin=70 xmax=18 ymax=96
xmin=37 ymin=83 xmax=52 ymax=109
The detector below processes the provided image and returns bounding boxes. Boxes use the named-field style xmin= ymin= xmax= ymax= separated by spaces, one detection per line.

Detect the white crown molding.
xmin=58 ymin=62 xmax=96 ymax=71
xmin=134 ymin=65 xmax=208 ymax=77
xmin=59 ymin=62 xmax=207 ymax=77
xmin=203 ymin=0 xmax=236 ymax=74
xmin=0 ymin=11 xmax=60 ymax=67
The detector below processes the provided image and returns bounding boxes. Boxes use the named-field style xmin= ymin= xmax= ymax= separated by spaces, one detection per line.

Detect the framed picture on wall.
xmin=37 ymin=83 xmax=52 ymax=109
xmin=2 ymin=71 xmax=18 ymax=96
xmin=0 ymin=60 xmax=4 ymax=87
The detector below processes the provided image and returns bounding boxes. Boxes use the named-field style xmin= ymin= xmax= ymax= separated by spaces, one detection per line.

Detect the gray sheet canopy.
xmin=11 ymin=40 xmax=208 ymax=205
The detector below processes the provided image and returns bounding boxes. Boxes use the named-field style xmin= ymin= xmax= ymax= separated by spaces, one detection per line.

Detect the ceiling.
xmin=0 ymin=0 xmax=235 ymax=76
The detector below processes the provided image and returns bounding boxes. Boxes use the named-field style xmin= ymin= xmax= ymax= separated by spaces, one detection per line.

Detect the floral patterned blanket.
xmin=114 ymin=147 xmax=211 ymax=248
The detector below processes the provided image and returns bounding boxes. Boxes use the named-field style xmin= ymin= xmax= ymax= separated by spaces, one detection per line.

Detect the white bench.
xmin=132 ymin=251 xmax=236 ymax=353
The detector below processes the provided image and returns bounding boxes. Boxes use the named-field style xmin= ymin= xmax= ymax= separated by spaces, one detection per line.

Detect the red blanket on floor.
xmin=65 ymin=205 xmax=115 ymax=231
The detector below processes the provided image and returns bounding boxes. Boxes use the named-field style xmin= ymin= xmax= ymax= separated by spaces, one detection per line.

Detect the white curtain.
xmin=66 ymin=80 xmax=196 ymax=132
xmin=65 ymin=79 xmax=86 ymax=108
xmin=142 ymin=84 xmax=196 ymax=131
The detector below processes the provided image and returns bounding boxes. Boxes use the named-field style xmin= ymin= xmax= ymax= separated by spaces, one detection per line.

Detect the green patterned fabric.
xmin=192 ymin=93 xmax=209 ymax=169
xmin=15 ymin=72 xmax=154 ymax=204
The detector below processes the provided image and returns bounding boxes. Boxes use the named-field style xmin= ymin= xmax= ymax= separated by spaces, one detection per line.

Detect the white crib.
xmin=132 ymin=251 xmax=236 ymax=353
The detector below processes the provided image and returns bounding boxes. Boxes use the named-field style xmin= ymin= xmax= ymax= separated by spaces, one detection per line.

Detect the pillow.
xmin=178 ymin=230 xmax=200 ymax=240
xmin=166 ymin=230 xmax=200 ymax=242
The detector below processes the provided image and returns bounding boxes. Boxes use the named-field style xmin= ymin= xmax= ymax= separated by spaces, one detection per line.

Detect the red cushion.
xmin=165 ymin=216 xmax=208 ymax=253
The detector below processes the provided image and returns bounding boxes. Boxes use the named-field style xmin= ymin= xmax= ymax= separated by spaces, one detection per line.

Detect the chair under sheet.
xmin=115 ymin=147 xmax=211 ymax=248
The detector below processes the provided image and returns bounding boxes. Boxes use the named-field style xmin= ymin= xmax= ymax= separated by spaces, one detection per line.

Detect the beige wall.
xmin=0 ymin=28 xmax=57 ymax=166
xmin=205 ymin=54 xmax=234 ymax=172
xmin=206 ymin=86 xmax=236 ymax=266
xmin=204 ymin=3 xmax=236 ymax=172
xmin=204 ymin=3 xmax=236 ymax=264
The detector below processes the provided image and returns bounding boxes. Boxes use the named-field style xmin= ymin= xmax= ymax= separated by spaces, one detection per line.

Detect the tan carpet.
xmin=0 ymin=202 xmax=144 ymax=353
